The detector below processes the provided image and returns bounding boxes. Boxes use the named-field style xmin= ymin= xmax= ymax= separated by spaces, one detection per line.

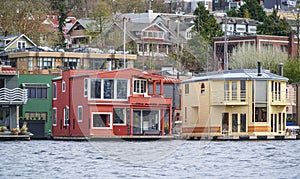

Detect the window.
xmin=27 ymin=88 xmax=47 ymax=99
xmin=116 ymin=80 xmax=128 ymax=99
xmin=25 ymin=112 xmax=47 ymax=120
xmin=78 ymin=106 xmax=83 ymax=122
xmin=240 ymin=80 xmax=246 ymax=102
xmin=18 ymin=41 xmax=25 ymax=50
xmin=240 ymin=113 xmax=246 ymax=132
xmin=84 ymin=78 xmax=88 ymax=96
xmin=134 ymin=79 xmax=147 ymax=93
xmin=232 ymin=82 xmax=237 ymax=100
xmin=201 ymin=83 xmax=205 ymax=94
xmin=232 ymin=114 xmax=238 ymax=132
xmin=90 ymin=79 xmax=101 ymax=99
xmin=64 ymin=106 xmax=69 ymax=126
xmin=92 ymin=113 xmax=112 ymax=128
xmin=89 ymin=78 xmax=129 ymax=100
xmin=224 ymin=82 xmax=229 ymax=100
xmin=62 ymin=81 xmax=66 ymax=92
xmin=185 ymin=84 xmax=189 ymax=94
xmin=38 ymin=57 xmax=54 ymax=69
xmin=113 ymin=108 xmax=126 ymax=124
xmin=52 ymin=83 xmax=57 ymax=100
xmin=52 ymin=108 xmax=57 ymax=126
xmin=28 ymin=57 xmax=33 ymax=71
xmin=104 ymin=79 xmax=114 ymax=99
xmin=255 ymin=107 xmax=267 ymax=122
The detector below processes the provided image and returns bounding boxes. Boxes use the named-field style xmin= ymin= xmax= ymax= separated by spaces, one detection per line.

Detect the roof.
xmin=182 ymin=69 xmax=288 ymax=83
xmin=0 ymin=34 xmax=37 ymax=51
xmin=55 ymin=68 xmax=181 ymax=83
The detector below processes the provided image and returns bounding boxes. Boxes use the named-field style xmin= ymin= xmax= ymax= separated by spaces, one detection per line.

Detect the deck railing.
xmin=0 ymin=88 xmax=28 ymax=105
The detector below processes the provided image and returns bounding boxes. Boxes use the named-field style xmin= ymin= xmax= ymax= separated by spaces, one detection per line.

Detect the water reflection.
xmin=0 ymin=140 xmax=299 ymax=178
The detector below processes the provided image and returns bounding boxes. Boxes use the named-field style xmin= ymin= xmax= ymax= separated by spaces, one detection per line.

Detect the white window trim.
xmin=88 ymin=78 xmax=129 ymax=100
xmin=18 ymin=41 xmax=26 ymax=49
xmin=84 ymin=78 xmax=88 ymax=97
xmin=64 ymin=106 xmax=69 ymax=126
xmin=78 ymin=106 xmax=83 ymax=122
xmin=52 ymin=107 xmax=57 ymax=126
xmin=133 ymin=78 xmax=147 ymax=94
xmin=91 ymin=112 xmax=112 ymax=129
xmin=53 ymin=82 xmax=57 ymax=100
xmin=62 ymin=81 xmax=66 ymax=92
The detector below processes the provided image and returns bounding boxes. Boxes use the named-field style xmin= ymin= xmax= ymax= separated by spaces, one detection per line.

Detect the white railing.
xmin=211 ymin=90 xmax=247 ymax=104
xmin=272 ymin=90 xmax=296 ymax=104
xmin=0 ymin=88 xmax=28 ymax=104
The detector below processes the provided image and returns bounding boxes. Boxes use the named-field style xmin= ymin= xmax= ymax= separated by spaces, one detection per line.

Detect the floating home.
xmin=51 ymin=68 xmax=181 ymax=140
xmin=181 ymin=64 xmax=296 ymax=140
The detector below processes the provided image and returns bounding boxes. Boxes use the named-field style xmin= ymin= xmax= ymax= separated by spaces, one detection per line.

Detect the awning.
xmin=22 ymin=83 xmax=50 ymax=88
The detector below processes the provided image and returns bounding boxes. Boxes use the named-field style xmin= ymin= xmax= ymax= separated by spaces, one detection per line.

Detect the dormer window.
xmin=18 ymin=41 xmax=26 ymax=49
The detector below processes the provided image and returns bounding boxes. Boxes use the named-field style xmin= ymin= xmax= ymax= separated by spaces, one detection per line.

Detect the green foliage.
xmin=182 ymin=33 xmax=212 ymax=72
xmin=257 ymin=10 xmax=292 ymax=36
xmin=227 ymin=0 xmax=266 ymax=21
xmin=193 ymin=3 xmax=223 ymax=45
xmin=230 ymin=43 xmax=288 ymax=74
xmin=284 ymin=59 xmax=300 ymax=84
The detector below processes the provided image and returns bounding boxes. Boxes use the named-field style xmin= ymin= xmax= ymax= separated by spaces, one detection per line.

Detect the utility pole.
xmin=224 ymin=15 xmax=228 ymax=70
xmin=123 ymin=17 xmax=127 ymax=69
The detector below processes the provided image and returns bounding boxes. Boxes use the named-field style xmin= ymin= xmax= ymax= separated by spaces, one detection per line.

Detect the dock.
xmin=52 ymin=135 xmax=175 ymax=141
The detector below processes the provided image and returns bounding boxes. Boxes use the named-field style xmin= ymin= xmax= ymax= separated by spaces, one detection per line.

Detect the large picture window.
xmin=92 ymin=113 xmax=112 ymax=128
xmin=255 ymin=107 xmax=267 ymax=122
xmin=89 ymin=78 xmax=128 ymax=100
xmin=28 ymin=88 xmax=47 ymax=99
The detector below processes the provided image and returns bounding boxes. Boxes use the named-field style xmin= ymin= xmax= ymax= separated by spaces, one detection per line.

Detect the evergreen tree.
xmin=227 ymin=0 xmax=266 ymax=22
xmin=257 ymin=10 xmax=292 ymax=36
xmin=193 ymin=2 xmax=223 ymax=45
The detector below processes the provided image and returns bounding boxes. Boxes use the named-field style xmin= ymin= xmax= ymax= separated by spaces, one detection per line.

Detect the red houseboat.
xmin=51 ymin=68 xmax=181 ymax=140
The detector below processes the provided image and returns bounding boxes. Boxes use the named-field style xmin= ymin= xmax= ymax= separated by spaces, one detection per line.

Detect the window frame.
xmin=52 ymin=108 xmax=57 ymax=126
xmin=62 ymin=81 xmax=66 ymax=93
xmin=91 ymin=112 xmax=112 ymax=129
xmin=64 ymin=106 xmax=69 ymax=126
xmin=78 ymin=106 xmax=83 ymax=122
xmin=133 ymin=79 xmax=147 ymax=94
xmin=52 ymin=82 xmax=57 ymax=100
xmin=113 ymin=108 xmax=127 ymax=125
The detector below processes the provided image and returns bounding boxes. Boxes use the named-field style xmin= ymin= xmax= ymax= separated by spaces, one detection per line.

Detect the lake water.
xmin=0 ymin=139 xmax=299 ymax=179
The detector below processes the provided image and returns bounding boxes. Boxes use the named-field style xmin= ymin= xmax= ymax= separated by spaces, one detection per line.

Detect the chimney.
xmin=107 ymin=58 xmax=112 ymax=71
xmin=279 ymin=62 xmax=283 ymax=76
xmin=257 ymin=61 xmax=262 ymax=76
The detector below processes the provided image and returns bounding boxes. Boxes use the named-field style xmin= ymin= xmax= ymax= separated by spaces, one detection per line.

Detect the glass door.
xmin=222 ymin=113 xmax=229 ymax=134
xmin=133 ymin=110 xmax=142 ymax=134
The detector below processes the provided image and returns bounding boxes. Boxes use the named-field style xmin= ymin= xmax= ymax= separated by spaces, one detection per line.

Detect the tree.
xmin=193 ymin=2 xmax=223 ymax=45
xmin=257 ymin=10 xmax=292 ymax=36
xmin=0 ymin=0 xmax=49 ymax=41
xmin=230 ymin=43 xmax=288 ymax=74
xmin=284 ymin=59 xmax=300 ymax=83
xmin=90 ymin=1 xmax=113 ymax=35
xmin=114 ymin=0 xmax=146 ymax=13
xmin=181 ymin=33 xmax=213 ymax=72
xmin=227 ymin=0 xmax=266 ymax=22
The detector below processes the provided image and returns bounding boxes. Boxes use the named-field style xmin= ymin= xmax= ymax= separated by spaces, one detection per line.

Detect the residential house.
xmin=212 ymin=0 xmax=263 ymax=11
xmin=65 ymin=18 xmax=98 ymax=49
xmin=0 ymin=34 xmax=37 ymax=53
xmin=99 ymin=10 xmax=195 ymax=69
xmin=181 ymin=64 xmax=295 ymax=139
xmin=18 ymin=74 xmax=57 ymax=138
xmin=213 ymin=35 xmax=297 ymax=70
xmin=51 ymin=68 xmax=181 ymax=139
xmin=0 ymin=66 xmax=28 ymax=130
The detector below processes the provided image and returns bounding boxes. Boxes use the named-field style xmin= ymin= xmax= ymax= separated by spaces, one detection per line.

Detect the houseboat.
xmin=51 ymin=68 xmax=181 ymax=140
xmin=181 ymin=63 xmax=296 ymax=140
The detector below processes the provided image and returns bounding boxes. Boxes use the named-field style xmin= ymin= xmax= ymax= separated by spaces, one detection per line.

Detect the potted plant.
xmin=11 ymin=128 xmax=20 ymax=135
xmin=0 ymin=126 xmax=8 ymax=132
xmin=20 ymin=126 xmax=28 ymax=135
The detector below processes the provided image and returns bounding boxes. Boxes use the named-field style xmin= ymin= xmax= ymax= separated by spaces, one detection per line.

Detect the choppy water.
xmin=0 ymin=139 xmax=299 ymax=179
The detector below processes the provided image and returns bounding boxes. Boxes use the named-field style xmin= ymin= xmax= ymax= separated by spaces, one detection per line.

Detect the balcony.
xmin=271 ymin=90 xmax=296 ymax=106
xmin=0 ymin=88 xmax=28 ymax=105
xmin=211 ymin=90 xmax=248 ymax=105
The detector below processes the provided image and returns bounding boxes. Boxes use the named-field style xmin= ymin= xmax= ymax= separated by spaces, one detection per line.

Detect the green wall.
xmin=18 ymin=74 xmax=57 ymax=136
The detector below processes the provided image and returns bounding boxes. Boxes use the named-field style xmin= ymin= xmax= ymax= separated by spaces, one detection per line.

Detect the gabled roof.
xmin=183 ymin=69 xmax=288 ymax=83
xmin=66 ymin=18 xmax=98 ymax=34
xmin=1 ymin=34 xmax=37 ymax=51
